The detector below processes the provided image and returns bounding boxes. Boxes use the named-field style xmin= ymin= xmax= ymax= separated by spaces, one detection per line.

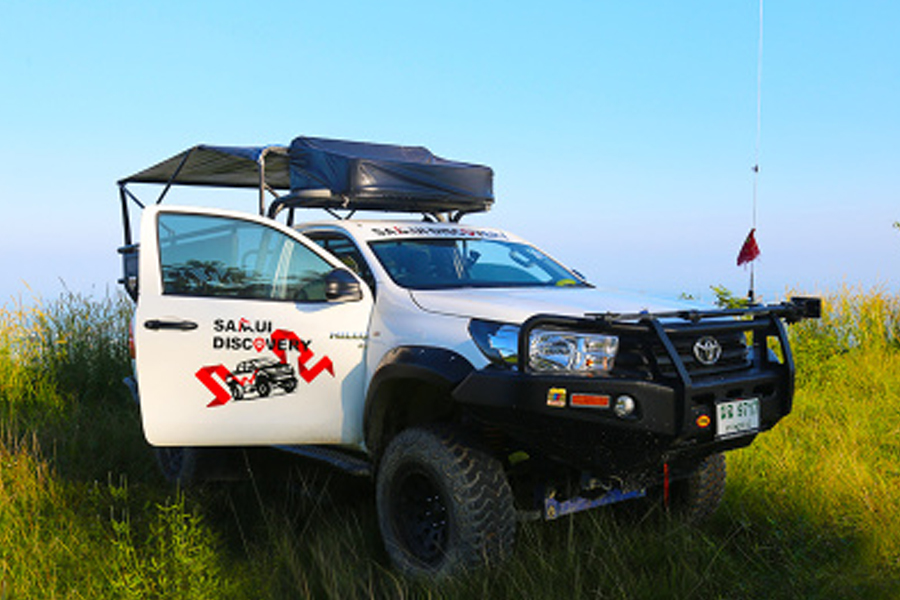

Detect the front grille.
xmin=657 ymin=329 xmax=750 ymax=377
xmin=614 ymin=326 xmax=751 ymax=381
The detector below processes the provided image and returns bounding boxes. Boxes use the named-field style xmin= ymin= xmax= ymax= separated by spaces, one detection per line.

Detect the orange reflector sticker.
xmin=571 ymin=393 xmax=611 ymax=409
xmin=547 ymin=388 xmax=567 ymax=408
xmin=696 ymin=415 xmax=711 ymax=428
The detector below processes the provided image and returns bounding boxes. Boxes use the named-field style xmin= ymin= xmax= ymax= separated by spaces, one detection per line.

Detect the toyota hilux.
xmin=117 ymin=136 xmax=819 ymax=578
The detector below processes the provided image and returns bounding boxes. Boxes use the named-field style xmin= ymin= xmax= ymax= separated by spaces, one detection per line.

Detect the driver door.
xmin=134 ymin=205 xmax=373 ymax=447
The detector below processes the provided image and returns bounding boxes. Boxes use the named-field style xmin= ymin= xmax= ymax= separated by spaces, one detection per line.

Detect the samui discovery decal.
xmin=195 ymin=318 xmax=334 ymax=408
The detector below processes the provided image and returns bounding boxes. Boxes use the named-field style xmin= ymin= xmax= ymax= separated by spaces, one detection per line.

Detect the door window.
xmin=157 ymin=212 xmax=334 ymax=301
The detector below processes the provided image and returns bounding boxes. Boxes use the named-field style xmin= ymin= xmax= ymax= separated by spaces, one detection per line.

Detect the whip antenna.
xmin=740 ymin=0 xmax=764 ymax=303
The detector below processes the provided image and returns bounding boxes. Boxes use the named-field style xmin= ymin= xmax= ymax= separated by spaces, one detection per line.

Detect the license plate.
xmin=716 ymin=398 xmax=760 ymax=438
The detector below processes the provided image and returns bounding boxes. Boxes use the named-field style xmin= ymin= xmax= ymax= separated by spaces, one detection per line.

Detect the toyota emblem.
xmin=693 ymin=336 xmax=722 ymax=366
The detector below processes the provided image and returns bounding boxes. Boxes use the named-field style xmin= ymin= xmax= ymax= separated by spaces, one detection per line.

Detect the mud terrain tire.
xmin=376 ymin=426 xmax=516 ymax=578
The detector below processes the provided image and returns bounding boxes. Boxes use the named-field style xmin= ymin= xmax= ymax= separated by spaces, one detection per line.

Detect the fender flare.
xmin=364 ymin=346 xmax=475 ymax=455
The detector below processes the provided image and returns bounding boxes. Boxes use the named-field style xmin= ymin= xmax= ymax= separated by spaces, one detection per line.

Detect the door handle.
xmin=144 ymin=319 xmax=199 ymax=331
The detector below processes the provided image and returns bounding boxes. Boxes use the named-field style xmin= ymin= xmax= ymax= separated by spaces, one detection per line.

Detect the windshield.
xmin=369 ymin=238 xmax=588 ymax=290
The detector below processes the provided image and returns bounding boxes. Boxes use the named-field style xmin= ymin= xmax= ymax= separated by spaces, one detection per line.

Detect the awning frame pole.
xmin=155 ymin=147 xmax=198 ymax=205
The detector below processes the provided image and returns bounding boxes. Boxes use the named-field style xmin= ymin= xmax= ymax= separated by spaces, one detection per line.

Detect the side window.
xmin=157 ymin=213 xmax=335 ymax=301
xmin=305 ymin=232 xmax=376 ymax=293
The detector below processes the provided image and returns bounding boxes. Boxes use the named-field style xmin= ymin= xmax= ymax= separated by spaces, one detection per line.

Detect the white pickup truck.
xmin=118 ymin=136 xmax=819 ymax=577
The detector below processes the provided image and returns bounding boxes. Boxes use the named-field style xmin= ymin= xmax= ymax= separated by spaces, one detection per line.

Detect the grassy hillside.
xmin=0 ymin=288 xmax=897 ymax=599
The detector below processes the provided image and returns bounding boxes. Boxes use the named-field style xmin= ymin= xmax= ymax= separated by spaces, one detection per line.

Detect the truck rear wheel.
xmin=154 ymin=446 xmax=244 ymax=486
xmin=375 ymin=426 xmax=516 ymax=578
xmin=154 ymin=446 xmax=204 ymax=486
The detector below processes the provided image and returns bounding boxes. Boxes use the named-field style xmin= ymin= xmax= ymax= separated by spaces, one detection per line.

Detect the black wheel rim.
xmin=391 ymin=467 xmax=450 ymax=566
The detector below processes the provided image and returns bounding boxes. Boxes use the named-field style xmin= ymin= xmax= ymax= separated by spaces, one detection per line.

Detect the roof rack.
xmin=118 ymin=136 xmax=494 ymax=245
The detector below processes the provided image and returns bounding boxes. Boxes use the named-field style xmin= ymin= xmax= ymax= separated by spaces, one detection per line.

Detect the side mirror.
xmin=325 ymin=268 xmax=363 ymax=302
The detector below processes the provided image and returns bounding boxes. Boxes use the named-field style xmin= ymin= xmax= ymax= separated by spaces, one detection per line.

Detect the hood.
xmin=409 ymin=286 xmax=700 ymax=323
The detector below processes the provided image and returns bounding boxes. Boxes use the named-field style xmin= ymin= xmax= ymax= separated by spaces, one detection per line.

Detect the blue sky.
xmin=1 ymin=0 xmax=897 ymax=304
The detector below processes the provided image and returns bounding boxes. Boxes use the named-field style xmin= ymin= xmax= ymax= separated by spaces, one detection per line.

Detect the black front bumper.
xmin=453 ymin=307 xmax=800 ymax=481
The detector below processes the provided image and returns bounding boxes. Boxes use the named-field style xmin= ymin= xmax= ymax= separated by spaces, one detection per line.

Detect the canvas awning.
xmin=119 ymin=144 xmax=290 ymax=189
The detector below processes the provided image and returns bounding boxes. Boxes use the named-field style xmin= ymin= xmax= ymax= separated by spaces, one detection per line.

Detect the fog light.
xmin=614 ymin=395 xmax=636 ymax=418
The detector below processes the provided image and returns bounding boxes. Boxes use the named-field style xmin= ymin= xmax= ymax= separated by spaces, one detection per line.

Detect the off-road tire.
xmin=376 ymin=426 xmax=516 ymax=578
xmin=669 ymin=452 xmax=727 ymax=524
xmin=154 ymin=446 xmax=245 ymax=486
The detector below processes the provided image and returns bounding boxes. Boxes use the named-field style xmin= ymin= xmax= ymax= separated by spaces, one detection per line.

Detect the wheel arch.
xmin=364 ymin=346 xmax=475 ymax=459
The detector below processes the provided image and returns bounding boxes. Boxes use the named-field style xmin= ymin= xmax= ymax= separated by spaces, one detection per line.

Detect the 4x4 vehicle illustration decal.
xmin=196 ymin=326 xmax=334 ymax=408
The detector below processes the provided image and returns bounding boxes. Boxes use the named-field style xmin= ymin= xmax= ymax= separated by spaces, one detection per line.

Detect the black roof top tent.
xmin=118 ymin=136 xmax=494 ymax=247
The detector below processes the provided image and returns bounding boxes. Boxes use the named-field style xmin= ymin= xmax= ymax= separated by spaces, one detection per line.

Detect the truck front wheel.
xmin=375 ymin=426 xmax=516 ymax=578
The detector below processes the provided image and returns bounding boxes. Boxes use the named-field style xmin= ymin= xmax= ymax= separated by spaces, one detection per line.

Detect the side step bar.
xmin=274 ymin=444 xmax=372 ymax=477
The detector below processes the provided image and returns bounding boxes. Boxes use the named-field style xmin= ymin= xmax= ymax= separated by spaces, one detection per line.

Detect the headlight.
xmin=529 ymin=329 xmax=619 ymax=375
xmin=469 ymin=320 xmax=520 ymax=366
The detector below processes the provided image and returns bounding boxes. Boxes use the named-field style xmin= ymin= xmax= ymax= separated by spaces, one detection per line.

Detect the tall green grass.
xmin=730 ymin=287 xmax=900 ymax=579
xmin=1 ymin=287 xmax=898 ymax=598
xmin=0 ymin=291 xmax=243 ymax=598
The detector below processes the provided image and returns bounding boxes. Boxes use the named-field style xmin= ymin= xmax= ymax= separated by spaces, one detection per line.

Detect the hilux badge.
xmin=693 ymin=336 xmax=722 ymax=366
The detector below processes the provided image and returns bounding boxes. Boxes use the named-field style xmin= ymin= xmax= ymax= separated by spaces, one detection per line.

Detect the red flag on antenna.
xmin=737 ymin=228 xmax=760 ymax=266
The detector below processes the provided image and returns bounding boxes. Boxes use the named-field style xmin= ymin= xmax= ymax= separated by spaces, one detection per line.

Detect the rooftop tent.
xmin=275 ymin=136 xmax=494 ymax=215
